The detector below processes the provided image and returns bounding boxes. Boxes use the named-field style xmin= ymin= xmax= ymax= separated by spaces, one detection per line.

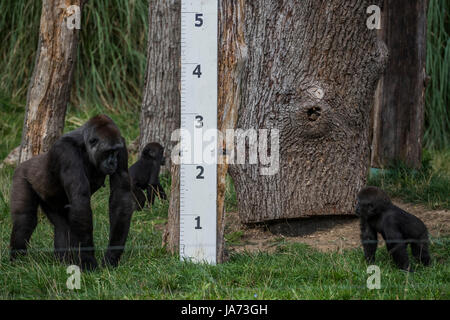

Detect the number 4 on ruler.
xmin=193 ymin=65 xmax=202 ymax=78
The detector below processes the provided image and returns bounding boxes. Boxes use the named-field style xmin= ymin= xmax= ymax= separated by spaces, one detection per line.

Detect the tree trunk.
xmin=19 ymin=0 xmax=83 ymax=163
xmin=164 ymin=0 xmax=387 ymax=255
xmin=159 ymin=0 xmax=181 ymax=254
xmin=371 ymin=0 xmax=428 ymax=169
xmin=229 ymin=0 xmax=388 ymax=223
xmin=216 ymin=0 xmax=247 ymax=263
xmin=163 ymin=163 xmax=180 ymax=254
xmin=139 ymin=0 xmax=181 ymax=169
xmin=163 ymin=0 xmax=247 ymax=263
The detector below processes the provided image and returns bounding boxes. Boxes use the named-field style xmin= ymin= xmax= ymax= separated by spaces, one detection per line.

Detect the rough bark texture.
xmin=161 ymin=0 xmax=181 ymax=256
xmin=164 ymin=0 xmax=388 ymax=255
xmin=163 ymin=1 xmax=246 ymax=262
xmin=216 ymin=0 xmax=247 ymax=263
xmin=229 ymin=0 xmax=388 ymax=223
xmin=139 ymin=0 xmax=181 ymax=171
xmin=19 ymin=0 xmax=83 ymax=163
xmin=163 ymin=163 xmax=180 ymax=254
xmin=371 ymin=0 xmax=428 ymax=169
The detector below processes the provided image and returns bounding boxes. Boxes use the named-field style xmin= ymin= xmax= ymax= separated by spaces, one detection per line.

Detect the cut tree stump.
xmin=229 ymin=0 xmax=388 ymax=223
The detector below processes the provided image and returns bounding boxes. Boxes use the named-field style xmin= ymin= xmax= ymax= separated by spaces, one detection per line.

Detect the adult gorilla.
xmin=10 ymin=115 xmax=134 ymax=270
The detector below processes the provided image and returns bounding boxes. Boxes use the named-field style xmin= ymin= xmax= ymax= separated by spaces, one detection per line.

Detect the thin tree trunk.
xmin=216 ymin=0 xmax=247 ymax=263
xmin=139 ymin=0 xmax=181 ymax=170
xmin=19 ymin=0 xmax=83 ymax=163
xmin=163 ymin=0 xmax=247 ymax=263
xmin=163 ymin=163 xmax=180 ymax=254
xmin=229 ymin=0 xmax=388 ymax=223
xmin=159 ymin=0 xmax=181 ymax=254
xmin=371 ymin=0 xmax=428 ymax=169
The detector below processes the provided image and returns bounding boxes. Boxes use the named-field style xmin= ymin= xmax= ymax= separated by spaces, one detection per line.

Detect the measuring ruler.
xmin=180 ymin=0 xmax=218 ymax=264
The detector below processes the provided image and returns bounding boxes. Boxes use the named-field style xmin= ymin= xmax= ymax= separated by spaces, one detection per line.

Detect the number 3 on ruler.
xmin=195 ymin=115 xmax=203 ymax=128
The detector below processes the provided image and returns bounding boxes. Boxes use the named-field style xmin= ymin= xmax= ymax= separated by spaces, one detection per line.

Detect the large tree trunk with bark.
xmin=163 ymin=0 xmax=247 ymax=263
xmin=371 ymin=0 xmax=428 ymax=169
xmin=229 ymin=0 xmax=388 ymax=223
xmin=139 ymin=0 xmax=181 ymax=168
xmin=164 ymin=0 xmax=387 ymax=259
xmin=19 ymin=0 xmax=83 ymax=163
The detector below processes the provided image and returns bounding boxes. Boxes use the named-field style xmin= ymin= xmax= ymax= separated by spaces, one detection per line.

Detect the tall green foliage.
xmin=0 ymin=0 xmax=148 ymax=111
xmin=0 ymin=1 xmax=448 ymax=147
xmin=0 ymin=1 xmax=41 ymax=99
xmin=425 ymin=0 xmax=450 ymax=149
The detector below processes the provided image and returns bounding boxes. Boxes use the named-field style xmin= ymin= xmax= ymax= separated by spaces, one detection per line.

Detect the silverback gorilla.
xmin=10 ymin=115 xmax=134 ymax=270
xmin=356 ymin=186 xmax=431 ymax=271
xmin=129 ymin=142 xmax=167 ymax=211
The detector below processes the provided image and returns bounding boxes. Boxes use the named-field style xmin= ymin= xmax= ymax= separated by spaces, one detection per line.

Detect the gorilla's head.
xmin=141 ymin=142 xmax=165 ymax=184
xmin=142 ymin=142 xmax=165 ymax=163
xmin=355 ymin=186 xmax=391 ymax=217
xmin=84 ymin=115 xmax=124 ymax=175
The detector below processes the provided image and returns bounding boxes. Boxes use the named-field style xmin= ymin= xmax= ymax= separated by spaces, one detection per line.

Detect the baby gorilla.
xmin=356 ymin=186 xmax=431 ymax=271
xmin=129 ymin=142 xmax=167 ymax=210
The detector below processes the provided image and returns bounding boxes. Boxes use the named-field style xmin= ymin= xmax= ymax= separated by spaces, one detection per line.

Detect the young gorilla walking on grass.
xmin=356 ymin=186 xmax=431 ymax=272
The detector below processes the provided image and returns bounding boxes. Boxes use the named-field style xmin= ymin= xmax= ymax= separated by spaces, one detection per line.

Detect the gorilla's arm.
xmin=52 ymin=139 xmax=98 ymax=270
xmin=132 ymin=185 xmax=147 ymax=210
xmin=360 ymin=219 xmax=378 ymax=263
xmin=104 ymin=141 xmax=134 ymax=267
xmin=383 ymin=215 xmax=411 ymax=271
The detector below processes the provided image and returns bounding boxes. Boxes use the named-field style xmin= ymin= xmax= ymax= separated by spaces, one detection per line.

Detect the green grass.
xmin=0 ymin=179 xmax=448 ymax=299
xmin=0 ymin=102 xmax=449 ymax=298
xmin=368 ymin=149 xmax=450 ymax=210
xmin=0 ymin=93 xmax=24 ymax=159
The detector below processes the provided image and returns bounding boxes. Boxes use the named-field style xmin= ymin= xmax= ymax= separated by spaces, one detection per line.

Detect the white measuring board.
xmin=180 ymin=0 xmax=218 ymax=264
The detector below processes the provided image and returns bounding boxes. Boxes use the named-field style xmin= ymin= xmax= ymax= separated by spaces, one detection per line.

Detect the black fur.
xmin=10 ymin=115 xmax=134 ymax=271
xmin=129 ymin=142 xmax=167 ymax=211
xmin=356 ymin=186 xmax=431 ymax=271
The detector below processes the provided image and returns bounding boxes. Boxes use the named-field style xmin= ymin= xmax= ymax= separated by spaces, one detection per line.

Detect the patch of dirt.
xmin=225 ymin=199 xmax=450 ymax=254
